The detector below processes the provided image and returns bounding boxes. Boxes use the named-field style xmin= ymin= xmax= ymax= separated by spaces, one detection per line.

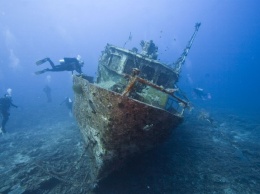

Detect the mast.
xmin=173 ymin=23 xmax=201 ymax=76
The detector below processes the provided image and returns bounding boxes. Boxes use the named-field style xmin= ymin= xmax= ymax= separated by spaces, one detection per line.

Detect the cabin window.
xmin=141 ymin=65 xmax=155 ymax=81
xmin=108 ymin=55 xmax=121 ymax=72
xmin=157 ymin=72 xmax=169 ymax=87
xmin=123 ymin=59 xmax=135 ymax=75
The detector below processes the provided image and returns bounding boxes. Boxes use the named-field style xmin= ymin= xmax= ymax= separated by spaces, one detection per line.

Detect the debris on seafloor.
xmin=198 ymin=109 xmax=214 ymax=124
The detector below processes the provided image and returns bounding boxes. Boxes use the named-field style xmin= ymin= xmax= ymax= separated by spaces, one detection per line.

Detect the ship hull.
xmin=73 ymin=76 xmax=183 ymax=182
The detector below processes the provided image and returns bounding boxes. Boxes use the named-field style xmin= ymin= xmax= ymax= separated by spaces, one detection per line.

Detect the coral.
xmin=73 ymin=84 xmax=84 ymax=95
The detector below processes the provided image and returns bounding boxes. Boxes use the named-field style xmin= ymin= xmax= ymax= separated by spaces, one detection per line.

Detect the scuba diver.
xmin=0 ymin=93 xmax=18 ymax=133
xmin=193 ymin=87 xmax=211 ymax=100
xmin=60 ymin=97 xmax=73 ymax=117
xmin=35 ymin=55 xmax=84 ymax=75
xmin=43 ymin=85 xmax=52 ymax=103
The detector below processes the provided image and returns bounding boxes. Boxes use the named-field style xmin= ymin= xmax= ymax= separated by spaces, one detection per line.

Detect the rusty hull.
xmin=73 ymin=76 xmax=183 ymax=182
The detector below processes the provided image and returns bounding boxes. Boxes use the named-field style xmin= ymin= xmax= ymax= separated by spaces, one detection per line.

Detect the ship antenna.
xmin=173 ymin=23 xmax=201 ymax=76
xmin=123 ymin=32 xmax=132 ymax=48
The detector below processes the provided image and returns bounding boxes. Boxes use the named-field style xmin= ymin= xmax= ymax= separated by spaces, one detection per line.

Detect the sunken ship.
xmin=73 ymin=23 xmax=201 ymax=184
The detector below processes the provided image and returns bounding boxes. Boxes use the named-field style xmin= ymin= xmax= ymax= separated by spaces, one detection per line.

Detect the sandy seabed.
xmin=0 ymin=106 xmax=260 ymax=194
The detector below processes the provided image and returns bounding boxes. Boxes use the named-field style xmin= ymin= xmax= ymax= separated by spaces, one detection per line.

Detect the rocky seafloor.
xmin=0 ymin=105 xmax=260 ymax=194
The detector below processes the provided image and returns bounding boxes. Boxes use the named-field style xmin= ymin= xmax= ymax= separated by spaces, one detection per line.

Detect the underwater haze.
xmin=1 ymin=0 xmax=260 ymax=113
xmin=0 ymin=0 xmax=260 ymax=193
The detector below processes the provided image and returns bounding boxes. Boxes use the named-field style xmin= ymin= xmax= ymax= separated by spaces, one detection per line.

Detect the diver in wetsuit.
xmin=193 ymin=87 xmax=211 ymax=100
xmin=35 ymin=55 xmax=84 ymax=75
xmin=60 ymin=97 xmax=73 ymax=116
xmin=43 ymin=85 xmax=52 ymax=103
xmin=0 ymin=94 xmax=18 ymax=133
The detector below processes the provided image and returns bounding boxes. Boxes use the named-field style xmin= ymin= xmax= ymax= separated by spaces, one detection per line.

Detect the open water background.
xmin=0 ymin=1 xmax=260 ymax=193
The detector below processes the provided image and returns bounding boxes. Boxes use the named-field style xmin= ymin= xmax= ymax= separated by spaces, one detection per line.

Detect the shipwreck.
xmin=72 ymin=23 xmax=201 ymax=185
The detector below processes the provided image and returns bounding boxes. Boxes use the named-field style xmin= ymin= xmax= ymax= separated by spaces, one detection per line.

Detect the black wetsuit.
xmin=65 ymin=99 xmax=73 ymax=112
xmin=43 ymin=86 xmax=52 ymax=103
xmin=193 ymin=88 xmax=208 ymax=100
xmin=61 ymin=97 xmax=73 ymax=112
xmin=0 ymin=96 xmax=18 ymax=133
xmin=35 ymin=57 xmax=83 ymax=75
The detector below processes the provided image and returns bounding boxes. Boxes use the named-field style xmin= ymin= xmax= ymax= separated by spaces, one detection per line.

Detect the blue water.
xmin=0 ymin=0 xmax=260 ymax=193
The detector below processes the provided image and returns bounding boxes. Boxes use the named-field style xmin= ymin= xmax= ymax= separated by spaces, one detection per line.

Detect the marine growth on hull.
xmin=72 ymin=23 xmax=201 ymax=186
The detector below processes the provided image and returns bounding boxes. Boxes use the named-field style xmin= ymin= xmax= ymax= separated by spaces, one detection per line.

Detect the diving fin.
xmin=35 ymin=69 xmax=47 ymax=75
xmin=36 ymin=58 xmax=49 ymax=65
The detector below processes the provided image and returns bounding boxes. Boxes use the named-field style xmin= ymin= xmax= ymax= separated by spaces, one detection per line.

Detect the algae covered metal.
xmin=73 ymin=23 xmax=201 ymax=184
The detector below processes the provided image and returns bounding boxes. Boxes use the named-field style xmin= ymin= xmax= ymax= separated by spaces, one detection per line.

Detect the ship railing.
xmin=122 ymin=68 xmax=190 ymax=115
xmin=99 ymin=64 xmax=190 ymax=115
